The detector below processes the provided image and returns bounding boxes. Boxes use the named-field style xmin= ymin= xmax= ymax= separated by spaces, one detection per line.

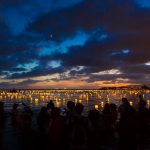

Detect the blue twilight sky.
xmin=0 ymin=0 xmax=150 ymax=89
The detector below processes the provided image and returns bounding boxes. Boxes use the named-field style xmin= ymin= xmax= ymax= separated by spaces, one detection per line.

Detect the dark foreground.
xmin=0 ymin=98 xmax=150 ymax=150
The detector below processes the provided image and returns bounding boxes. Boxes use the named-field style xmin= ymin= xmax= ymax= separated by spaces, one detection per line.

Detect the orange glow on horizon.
xmin=26 ymin=79 xmax=133 ymax=89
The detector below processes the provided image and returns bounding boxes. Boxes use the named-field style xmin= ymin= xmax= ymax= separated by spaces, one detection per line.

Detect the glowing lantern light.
xmin=35 ymin=98 xmax=38 ymax=103
xmin=79 ymin=100 xmax=82 ymax=103
xmin=147 ymin=100 xmax=150 ymax=108
xmin=56 ymin=101 xmax=61 ymax=108
xmin=75 ymin=99 xmax=78 ymax=103
xmin=95 ymin=105 xmax=99 ymax=110
xmin=129 ymin=101 xmax=133 ymax=106
xmin=101 ymin=102 xmax=104 ymax=108
xmin=107 ymin=98 xmax=110 ymax=103
xmin=41 ymin=96 xmax=44 ymax=99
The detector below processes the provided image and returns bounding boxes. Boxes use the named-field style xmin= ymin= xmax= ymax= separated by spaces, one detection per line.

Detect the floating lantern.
xmin=143 ymin=94 xmax=145 ymax=99
xmin=95 ymin=105 xmax=99 ymax=110
xmin=79 ymin=100 xmax=82 ymax=103
xmin=56 ymin=101 xmax=61 ymax=108
xmin=35 ymin=98 xmax=38 ymax=103
xmin=129 ymin=101 xmax=133 ymax=106
xmin=147 ymin=100 xmax=150 ymax=108
xmin=107 ymin=98 xmax=110 ymax=103
xmin=101 ymin=102 xmax=104 ymax=108
xmin=41 ymin=96 xmax=44 ymax=99
xmin=75 ymin=99 xmax=78 ymax=103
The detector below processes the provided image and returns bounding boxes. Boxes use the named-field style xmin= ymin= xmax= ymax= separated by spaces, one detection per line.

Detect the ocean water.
xmin=0 ymin=89 xmax=150 ymax=114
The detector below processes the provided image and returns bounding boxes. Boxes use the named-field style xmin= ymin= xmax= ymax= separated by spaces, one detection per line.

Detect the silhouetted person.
xmin=139 ymin=94 xmax=144 ymax=101
xmin=118 ymin=98 xmax=135 ymax=121
xmin=65 ymin=101 xmax=75 ymax=129
xmin=88 ymin=109 xmax=100 ymax=149
xmin=0 ymin=101 xmax=4 ymax=113
xmin=37 ymin=106 xmax=49 ymax=134
xmin=10 ymin=103 xmax=19 ymax=126
xmin=48 ymin=107 xmax=65 ymax=150
xmin=69 ymin=103 xmax=89 ymax=150
xmin=102 ymin=103 xmax=116 ymax=147
xmin=136 ymin=100 xmax=150 ymax=149
xmin=103 ymin=103 xmax=110 ymax=115
xmin=22 ymin=102 xmax=33 ymax=116
xmin=47 ymin=100 xmax=55 ymax=116
xmin=110 ymin=103 xmax=118 ymax=127
xmin=64 ymin=101 xmax=75 ymax=149
xmin=118 ymin=98 xmax=137 ymax=150
xmin=0 ymin=102 xmax=6 ymax=149
xmin=18 ymin=111 xmax=37 ymax=150
xmin=36 ymin=106 xmax=49 ymax=150
xmin=0 ymin=102 xmax=5 ymax=124
xmin=88 ymin=109 xmax=99 ymax=130
xmin=66 ymin=101 xmax=75 ymax=115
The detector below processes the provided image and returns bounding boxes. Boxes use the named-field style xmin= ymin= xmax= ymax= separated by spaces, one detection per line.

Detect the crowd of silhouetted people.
xmin=0 ymin=96 xmax=150 ymax=150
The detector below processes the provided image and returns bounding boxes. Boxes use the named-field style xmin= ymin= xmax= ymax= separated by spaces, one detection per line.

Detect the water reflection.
xmin=0 ymin=89 xmax=150 ymax=112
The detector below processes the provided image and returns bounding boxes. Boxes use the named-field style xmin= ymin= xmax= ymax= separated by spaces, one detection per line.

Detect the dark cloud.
xmin=0 ymin=79 xmax=42 ymax=89
xmin=7 ymin=66 xmax=65 ymax=79
xmin=0 ymin=0 xmax=150 ymax=87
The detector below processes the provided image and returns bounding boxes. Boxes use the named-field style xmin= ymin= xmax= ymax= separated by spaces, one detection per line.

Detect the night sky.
xmin=0 ymin=0 xmax=150 ymax=89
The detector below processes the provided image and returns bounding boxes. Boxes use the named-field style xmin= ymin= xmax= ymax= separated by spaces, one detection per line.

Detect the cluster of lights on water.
xmin=0 ymin=89 xmax=150 ymax=114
